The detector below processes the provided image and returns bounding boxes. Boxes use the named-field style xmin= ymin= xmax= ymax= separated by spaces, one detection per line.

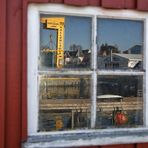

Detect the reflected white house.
xmin=98 ymin=53 xmax=142 ymax=69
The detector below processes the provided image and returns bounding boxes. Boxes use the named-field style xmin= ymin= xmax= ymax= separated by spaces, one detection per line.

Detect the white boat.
xmin=97 ymin=94 xmax=123 ymax=102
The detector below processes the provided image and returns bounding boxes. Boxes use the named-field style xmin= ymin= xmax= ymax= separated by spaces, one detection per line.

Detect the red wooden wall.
xmin=1 ymin=0 xmax=148 ymax=148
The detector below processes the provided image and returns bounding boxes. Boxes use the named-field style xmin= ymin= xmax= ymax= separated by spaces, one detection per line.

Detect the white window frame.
xmin=26 ymin=3 xmax=148 ymax=147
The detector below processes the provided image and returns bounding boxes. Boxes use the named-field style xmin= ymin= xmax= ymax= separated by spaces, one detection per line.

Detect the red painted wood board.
xmin=137 ymin=0 xmax=148 ymax=11
xmin=27 ymin=0 xmax=48 ymax=3
xmin=64 ymin=0 xmax=88 ymax=6
xmin=5 ymin=0 xmax=22 ymax=147
xmin=48 ymin=0 xmax=64 ymax=3
xmin=125 ymin=0 xmax=136 ymax=9
xmin=137 ymin=143 xmax=148 ymax=148
xmin=101 ymin=0 xmax=125 ymax=9
xmin=88 ymin=0 xmax=101 ymax=6
xmin=21 ymin=0 xmax=28 ymax=142
xmin=0 ymin=0 xmax=6 ymax=147
xmin=101 ymin=144 xmax=136 ymax=148
xmin=0 ymin=0 xmax=148 ymax=148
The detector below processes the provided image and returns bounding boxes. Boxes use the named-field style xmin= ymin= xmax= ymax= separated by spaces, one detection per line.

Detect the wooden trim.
xmin=0 ymin=0 xmax=6 ymax=147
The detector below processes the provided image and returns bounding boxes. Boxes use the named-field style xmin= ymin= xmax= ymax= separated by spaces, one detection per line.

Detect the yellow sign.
xmin=40 ymin=17 xmax=65 ymax=68
xmin=55 ymin=116 xmax=63 ymax=130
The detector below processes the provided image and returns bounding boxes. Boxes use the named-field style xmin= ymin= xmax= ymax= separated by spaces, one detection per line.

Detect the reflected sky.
xmin=97 ymin=19 xmax=143 ymax=51
xmin=40 ymin=15 xmax=143 ymax=52
xmin=40 ymin=15 xmax=92 ymax=51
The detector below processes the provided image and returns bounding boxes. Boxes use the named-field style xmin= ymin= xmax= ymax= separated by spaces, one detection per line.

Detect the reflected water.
xmin=38 ymin=75 xmax=91 ymax=131
xmin=96 ymin=75 xmax=143 ymax=128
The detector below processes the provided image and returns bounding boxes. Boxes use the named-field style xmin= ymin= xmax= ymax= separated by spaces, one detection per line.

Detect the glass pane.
xmin=97 ymin=19 xmax=143 ymax=70
xmin=96 ymin=75 xmax=143 ymax=129
xmin=38 ymin=75 xmax=91 ymax=131
xmin=40 ymin=15 xmax=92 ymax=70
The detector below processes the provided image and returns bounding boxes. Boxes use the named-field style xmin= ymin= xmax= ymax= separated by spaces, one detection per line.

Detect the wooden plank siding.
xmin=0 ymin=0 xmax=148 ymax=148
xmin=5 ymin=0 xmax=22 ymax=148
xmin=0 ymin=0 xmax=6 ymax=147
xmin=138 ymin=0 xmax=148 ymax=11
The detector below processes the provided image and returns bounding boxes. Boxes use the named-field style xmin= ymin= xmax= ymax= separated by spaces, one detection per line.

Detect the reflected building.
xmin=64 ymin=48 xmax=91 ymax=68
xmin=123 ymin=45 xmax=142 ymax=54
xmin=98 ymin=53 xmax=142 ymax=70
xmin=98 ymin=44 xmax=142 ymax=70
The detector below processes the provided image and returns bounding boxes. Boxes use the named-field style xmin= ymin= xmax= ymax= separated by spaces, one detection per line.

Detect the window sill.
xmin=23 ymin=128 xmax=148 ymax=148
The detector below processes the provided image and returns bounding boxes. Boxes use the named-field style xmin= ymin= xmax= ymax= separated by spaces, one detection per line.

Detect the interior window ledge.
xmin=23 ymin=128 xmax=148 ymax=148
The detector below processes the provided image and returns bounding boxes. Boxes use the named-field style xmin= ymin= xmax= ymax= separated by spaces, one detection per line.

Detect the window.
xmin=39 ymin=14 xmax=93 ymax=132
xmin=27 ymin=4 xmax=148 ymax=147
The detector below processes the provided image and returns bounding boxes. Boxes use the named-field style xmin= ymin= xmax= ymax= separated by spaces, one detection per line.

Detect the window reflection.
xmin=97 ymin=19 xmax=143 ymax=70
xmin=40 ymin=15 xmax=92 ymax=69
xmin=38 ymin=75 xmax=91 ymax=131
xmin=96 ymin=75 xmax=143 ymax=128
xmin=38 ymin=15 xmax=144 ymax=132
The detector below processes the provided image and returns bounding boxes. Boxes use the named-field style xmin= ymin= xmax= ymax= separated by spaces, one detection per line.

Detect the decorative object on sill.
xmin=113 ymin=107 xmax=128 ymax=126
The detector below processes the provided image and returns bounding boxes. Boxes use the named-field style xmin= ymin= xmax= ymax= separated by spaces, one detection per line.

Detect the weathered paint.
xmin=1 ymin=0 xmax=148 ymax=148
xmin=23 ymin=128 xmax=148 ymax=147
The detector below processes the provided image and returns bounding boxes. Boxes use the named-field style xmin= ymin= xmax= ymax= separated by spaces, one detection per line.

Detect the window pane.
xmin=40 ymin=15 xmax=92 ymax=70
xmin=38 ymin=75 xmax=91 ymax=131
xmin=97 ymin=19 xmax=143 ymax=70
xmin=96 ymin=75 xmax=143 ymax=129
